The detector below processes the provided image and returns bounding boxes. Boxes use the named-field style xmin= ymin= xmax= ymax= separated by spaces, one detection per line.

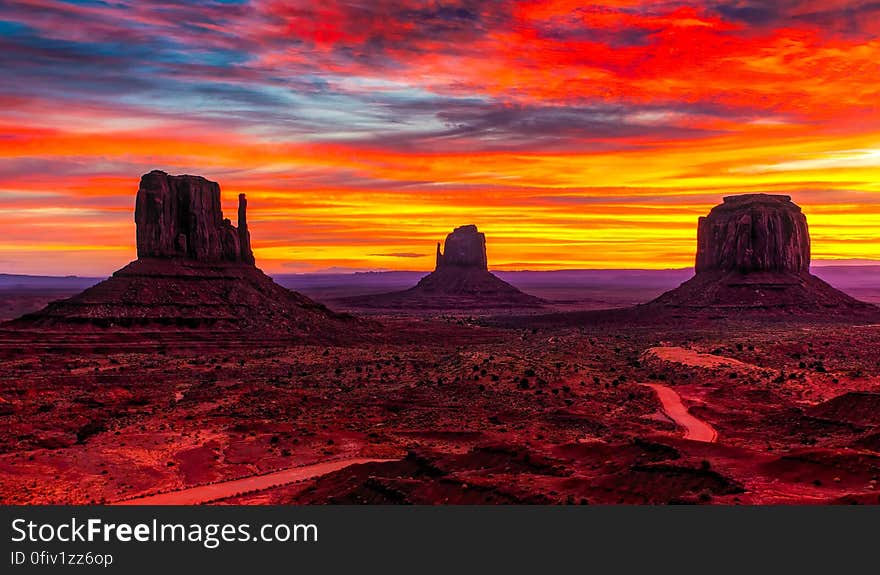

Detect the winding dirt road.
xmin=113 ymin=457 xmax=397 ymax=505
xmin=642 ymin=383 xmax=718 ymax=443
xmin=114 ymin=383 xmax=719 ymax=504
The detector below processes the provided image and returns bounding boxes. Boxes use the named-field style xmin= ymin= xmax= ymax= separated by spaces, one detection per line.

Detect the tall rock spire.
xmin=238 ymin=193 xmax=255 ymax=265
xmin=435 ymin=241 xmax=442 ymax=270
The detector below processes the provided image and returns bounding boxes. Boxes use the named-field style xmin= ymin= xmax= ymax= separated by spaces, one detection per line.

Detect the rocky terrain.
xmin=2 ymin=315 xmax=880 ymax=505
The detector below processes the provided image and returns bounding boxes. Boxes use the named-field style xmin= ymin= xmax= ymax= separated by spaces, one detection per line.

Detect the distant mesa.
xmin=342 ymin=224 xmax=543 ymax=310
xmin=10 ymin=170 xmax=358 ymax=337
xmin=647 ymin=193 xmax=874 ymax=313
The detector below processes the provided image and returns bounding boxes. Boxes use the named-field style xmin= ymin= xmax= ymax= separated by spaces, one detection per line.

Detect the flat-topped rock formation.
xmin=340 ymin=225 xmax=543 ymax=311
xmin=136 ymin=170 xmax=254 ymax=264
xmin=695 ymin=194 xmax=810 ymax=274
xmin=647 ymin=194 xmax=873 ymax=314
xmin=434 ymin=224 xmax=487 ymax=270
xmin=11 ymin=171 xmax=359 ymax=338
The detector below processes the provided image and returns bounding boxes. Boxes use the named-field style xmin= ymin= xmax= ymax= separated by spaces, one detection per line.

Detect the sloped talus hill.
xmin=14 ymin=258 xmax=351 ymax=334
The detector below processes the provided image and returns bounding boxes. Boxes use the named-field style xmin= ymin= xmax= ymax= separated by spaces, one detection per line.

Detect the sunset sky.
xmin=2 ymin=0 xmax=880 ymax=275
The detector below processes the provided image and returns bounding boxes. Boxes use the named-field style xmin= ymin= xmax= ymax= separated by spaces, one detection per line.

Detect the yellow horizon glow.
xmin=1 ymin=121 xmax=879 ymax=275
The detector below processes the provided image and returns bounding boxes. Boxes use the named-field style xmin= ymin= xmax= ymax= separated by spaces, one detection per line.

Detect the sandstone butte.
xmin=648 ymin=194 xmax=872 ymax=312
xmin=135 ymin=170 xmax=254 ymax=265
xmin=10 ymin=171 xmax=359 ymax=339
xmin=343 ymin=224 xmax=543 ymax=310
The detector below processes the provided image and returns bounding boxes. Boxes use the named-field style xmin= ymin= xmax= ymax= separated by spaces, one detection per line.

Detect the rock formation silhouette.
xmin=12 ymin=171 xmax=356 ymax=337
xmin=342 ymin=224 xmax=543 ymax=310
xmin=648 ymin=194 xmax=872 ymax=313
xmin=135 ymin=170 xmax=254 ymax=264
xmin=434 ymin=224 xmax=488 ymax=270
xmin=695 ymin=194 xmax=810 ymax=274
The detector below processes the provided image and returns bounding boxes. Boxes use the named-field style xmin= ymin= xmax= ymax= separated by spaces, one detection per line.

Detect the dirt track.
xmin=113 ymin=458 xmax=398 ymax=505
xmin=642 ymin=383 xmax=718 ymax=443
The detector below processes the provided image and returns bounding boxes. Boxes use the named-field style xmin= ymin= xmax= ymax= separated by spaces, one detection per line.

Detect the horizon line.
xmin=5 ymin=258 xmax=880 ymax=279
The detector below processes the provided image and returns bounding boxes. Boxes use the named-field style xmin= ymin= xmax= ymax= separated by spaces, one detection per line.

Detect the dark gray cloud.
xmin=707 ymin=1 xmax=880 ymax=36
xmin=333 ymin=97 xmax=760 ymax=152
